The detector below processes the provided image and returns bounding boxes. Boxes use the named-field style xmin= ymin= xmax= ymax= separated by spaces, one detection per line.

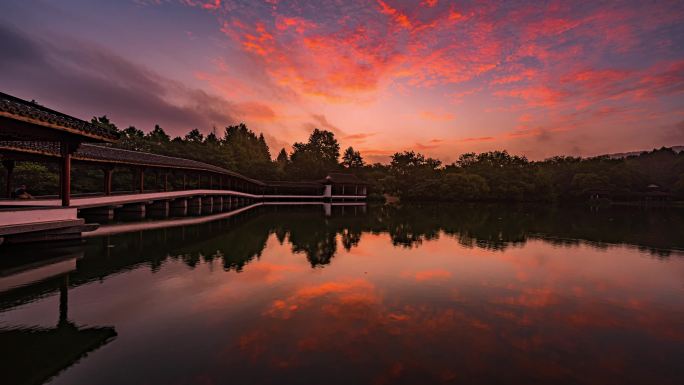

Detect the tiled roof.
xmin=0 ymin=141 xmax=265 ymax=185
xmin=0 ymin=92 xmax=119 ymax=142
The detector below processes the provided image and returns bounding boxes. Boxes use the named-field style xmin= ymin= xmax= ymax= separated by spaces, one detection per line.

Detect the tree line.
xmin=3 ymin=116 xmax=684 ymax=202
xmin=361 ymin=148 xmax=684 ymax=202
xmin=93 ymin=116 xmax=353 ymax=181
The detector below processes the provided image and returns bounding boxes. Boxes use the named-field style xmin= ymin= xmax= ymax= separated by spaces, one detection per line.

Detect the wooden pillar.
xmin=60 ymin=142 xmax=73 ymax=207
xmin=138 ymin=168 xmax=145 ymax=193
xmin=197 ymin=174 xmax=201 ymax=189
xmin=210 ymin=175 xmax=214 ymax=190
xmin=103 ymin=168 xmax=113 ymax=196
xmin=182 ymin=174 xmax=187 ymax=190
xmin=2 ymin=160 xmax=15 ymax=198
xmin=164 ymin=172 xmax=169 ymax=192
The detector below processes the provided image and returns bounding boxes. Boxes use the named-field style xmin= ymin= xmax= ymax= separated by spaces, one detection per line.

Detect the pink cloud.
xmin=420 ymin=110 xmax=455 ymax=122
xmin=172 ymin=0 xmax=684 ymax=159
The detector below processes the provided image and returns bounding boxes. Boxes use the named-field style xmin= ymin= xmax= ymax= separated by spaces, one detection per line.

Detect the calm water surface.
xmin=1 ymin=204 xmax=683 ymax=385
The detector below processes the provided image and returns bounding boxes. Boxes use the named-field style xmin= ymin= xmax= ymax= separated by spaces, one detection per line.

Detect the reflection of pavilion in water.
xmin=0 ymin=204 xmax=364 ymax=384
xmin=0 ymin=249 xmax=117 ymax=385
xmin=0 ymin=204 xmax=369 ymax=314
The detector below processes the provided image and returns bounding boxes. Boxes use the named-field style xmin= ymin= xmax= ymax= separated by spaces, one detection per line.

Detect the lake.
xmin=1 ymin=204 xmax=683 ymax=385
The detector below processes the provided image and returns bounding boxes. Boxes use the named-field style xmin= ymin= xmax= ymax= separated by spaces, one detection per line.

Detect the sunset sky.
xmin=1 ymin=0 xmax=683 ymax=163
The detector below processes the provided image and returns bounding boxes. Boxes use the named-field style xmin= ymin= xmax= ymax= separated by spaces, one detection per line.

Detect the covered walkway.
xmin=0 ymin=92 xmax=367 ymax=205
xmin=0 ymin=92 xmax=366 ymax=244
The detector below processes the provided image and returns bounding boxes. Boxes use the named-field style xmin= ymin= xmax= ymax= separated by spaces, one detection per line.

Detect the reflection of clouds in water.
xmin=2 ymin=206 xmax=683 ymax=385
xmin=232 ymin=265 xmax=683 ymax=384
xmin=401 ymin=269 xmax=453 ymax=282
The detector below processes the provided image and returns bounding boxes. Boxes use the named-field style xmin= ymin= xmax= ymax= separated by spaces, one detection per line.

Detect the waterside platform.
xmin=0 ymin=207 xmax=96 ymax=245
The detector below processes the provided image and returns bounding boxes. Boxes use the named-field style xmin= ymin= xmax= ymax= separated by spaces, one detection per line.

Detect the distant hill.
xmin=603 ymin=146 xmax=684 ymax=159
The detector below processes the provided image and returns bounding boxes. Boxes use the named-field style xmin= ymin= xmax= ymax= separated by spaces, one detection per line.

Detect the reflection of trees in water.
xmin=370 ymin=204 xmax=684 ymax=257
xmin=74 ymin=204 xmax=684 ymax=279
xmin=291 ymin=232 xmax=337 ymax=267
xmin=270 ymin=210 xmax=344 ymax=267
xmin=340 ymin=229 xmax=361 ymax=251
xmin=3 ymin=204 xmax=683 ymax=312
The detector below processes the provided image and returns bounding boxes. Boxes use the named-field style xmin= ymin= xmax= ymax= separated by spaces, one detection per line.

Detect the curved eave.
xmin=0 ymin=112 xmax=118 ymax=142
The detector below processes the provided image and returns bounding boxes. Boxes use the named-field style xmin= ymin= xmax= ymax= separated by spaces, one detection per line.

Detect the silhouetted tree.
xmin=288 ymin=129 xmax=340 ymax=179
xmin=147 ymin=124 xmax=170 ymax=145
xmin=91 ymin=115 xmax=118 ymax=132
xmin=118 ymin=126 xmax=148 ymax=151
xmin=342 ymin=146 xmax=364 ymax=168
xmin=184 ymin=129 xmax=204 ymax=143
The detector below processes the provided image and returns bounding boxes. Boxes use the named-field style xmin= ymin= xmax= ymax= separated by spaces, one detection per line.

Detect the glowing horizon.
xmin=1 ymin=0 xmax=683 ymax=163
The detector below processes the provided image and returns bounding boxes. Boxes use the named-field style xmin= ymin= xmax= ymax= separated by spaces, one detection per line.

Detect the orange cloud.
xmin=494 ymin=85 xmax=568 ymax=107
xmin=234 ymin=101 xmax=277 ymax=121
xmin=275 ymin=16 xmax=317 ymax=34
xmin=420 ymin=110 xmax=455 ymax=122
xmin=343 ymin=132 xmax=376 ymax=143
xmin=414 ymin=142 xmax=441 ymax=150
xmin=376 ymin=0 xmax=413 ymax=30
xmin=490 ymin=68 xmax=539 ymax=85
xmin=459 ymin=136 xmax=495 ymax=142
xmin=173 ymin=0 xmax=684 ymax=159
xmin=181 ymin=0 xmax=221 ymax=10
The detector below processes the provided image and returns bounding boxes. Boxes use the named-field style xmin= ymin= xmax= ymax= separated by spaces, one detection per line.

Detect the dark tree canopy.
xmin=184 ymin=129 xmax=204 ymax=143
xmin=342 ymin=146 xmax=364 ymax=168
xmin=288 ymin=129 xmax=341 ymax=179
xmin=91 ymin=115 xmax=118 ymax=133
xmin=147 ymin=124 xmax=170 ymax=145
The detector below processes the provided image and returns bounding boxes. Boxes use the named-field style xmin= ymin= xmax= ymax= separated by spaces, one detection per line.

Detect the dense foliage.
xmin=2 ymin=116 xmax=683 ymax=202
xmin=358 ymin=148 xmax=684 ymax=202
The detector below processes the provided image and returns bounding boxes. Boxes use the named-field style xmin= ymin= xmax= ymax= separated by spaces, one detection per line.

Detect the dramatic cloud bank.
xmin=1 ymin=0 xmax=683 ymax=161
